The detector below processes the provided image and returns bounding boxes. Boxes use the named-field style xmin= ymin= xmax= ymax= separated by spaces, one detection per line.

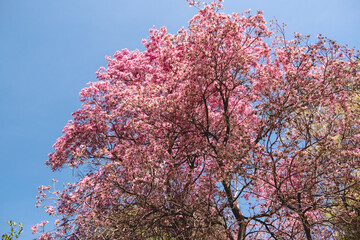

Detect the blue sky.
xmin=0 ymin=0 xmax=359 ymax=238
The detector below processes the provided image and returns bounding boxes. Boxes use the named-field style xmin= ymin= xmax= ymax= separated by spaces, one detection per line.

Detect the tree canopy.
xmin=34 ymin=1 xmax=360 ymax=239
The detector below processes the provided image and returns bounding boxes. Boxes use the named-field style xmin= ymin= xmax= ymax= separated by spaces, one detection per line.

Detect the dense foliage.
xmin=34 ymin=1 xmax=360 ymax=239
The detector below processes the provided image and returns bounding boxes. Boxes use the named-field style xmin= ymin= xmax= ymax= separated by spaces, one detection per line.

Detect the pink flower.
xmin=39 ymin=221 xmax=48 ymax=227
xmin=31 ymin=225 xmax=38 ymax=234
xmin=45 ymin=205 xmax=55 ymax=215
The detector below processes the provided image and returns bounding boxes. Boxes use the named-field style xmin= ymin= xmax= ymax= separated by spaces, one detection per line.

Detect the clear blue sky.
xmin=0 ymin=0 xmax=359 ymax=238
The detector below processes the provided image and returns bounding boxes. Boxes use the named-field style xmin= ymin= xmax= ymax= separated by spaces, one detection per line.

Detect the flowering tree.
xmin=34 ymin=1 xmax=360 ymax=239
